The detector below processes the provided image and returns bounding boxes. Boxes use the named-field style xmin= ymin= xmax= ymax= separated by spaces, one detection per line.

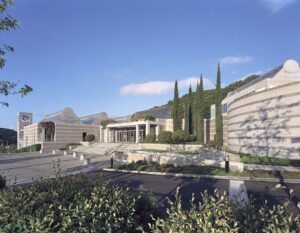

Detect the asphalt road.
xmin=1 ymin=152 xmax=299 ymax=214
xmin=0 ymin=152 xmax=109 ymax=184
xmin=93 ymin=170 xmax=300 ymax=214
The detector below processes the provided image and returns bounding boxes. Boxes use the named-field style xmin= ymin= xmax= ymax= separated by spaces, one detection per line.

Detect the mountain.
xmin=133 ymin=75 xmax=258 ymax=119
xmin=0 ymin=128 xmax=17 ymax=145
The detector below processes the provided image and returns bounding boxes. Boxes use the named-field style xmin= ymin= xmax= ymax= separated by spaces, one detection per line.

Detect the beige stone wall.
xmin=156 ymin=118 xmax=174 ymax=132
xmin=138 ymin=143 xmax=202 ymax=151
xmin=208 ymin=114 xmax=228 ymax=145
xmin=22 ymin=123 xmax=39 ymax=147
xmin=227 ymin=81 xmax=300 ymax=158
xmin=55 ymin=123 xmax=100 ymax=143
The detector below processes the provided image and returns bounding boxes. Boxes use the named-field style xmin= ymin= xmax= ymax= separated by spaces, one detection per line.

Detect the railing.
xmin=104 ymin=143 xmax=124 ymax=157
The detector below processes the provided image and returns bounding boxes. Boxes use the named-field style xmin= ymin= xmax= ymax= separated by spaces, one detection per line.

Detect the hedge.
xmin=0 ymin=174 xmax=157 ymax=233
xmin=14 ymin=144 xmax=41 ymax=153
xmin=149 ymin=189 xmax=300 ymax=233
xmin=0 ymin=174 xmax=298 ymax=232
xmin=171 ymin=130 xmax=189 ymax=143
xmin=158 ymin=131 xmax=172 ymax=143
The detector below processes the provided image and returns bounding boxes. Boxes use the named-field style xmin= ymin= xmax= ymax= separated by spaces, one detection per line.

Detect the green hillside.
xmin=0 ymin=128 xmax=17 ymax=145
xmin=133 ymin=75 xmax=258 ymax=119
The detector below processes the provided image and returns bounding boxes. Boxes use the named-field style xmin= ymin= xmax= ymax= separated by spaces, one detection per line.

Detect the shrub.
xmin=171 ymin=130 xmax=189 ymax=144
xmin=14 ymin=144 xmax=41 ymax=153
xmin=131 ymin=113 xmax=155 ymax=121
xmin=0 ymin=175 xmax=6 ymax=190
xmin=149 ymin=189 xmax=300 ymax=233
xmin=101 ymin=119 xmax=117 ymax=129
xmin=158 ymin=131 xmax=172 ymax=143
xmin=188 ymin=134 xmax=196 ymax=142
xmin=0 ymin=145 xmax=7 ymax=153
xmin=144 ymin=134 xmax=156 ymax=143
xmin=206 ymin=140 xmax=216 ymax=148
xmin=86 ymin=134 xmax=95 ymax=142
xmin=0 ymin=174 xmax=157 ymax=232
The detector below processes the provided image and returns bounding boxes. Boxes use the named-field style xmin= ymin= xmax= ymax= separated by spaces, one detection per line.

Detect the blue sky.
xmin=1 ymin=0 xmax=300 ymax=129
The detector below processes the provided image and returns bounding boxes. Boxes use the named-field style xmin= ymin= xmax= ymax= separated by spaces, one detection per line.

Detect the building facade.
xmin=100 ymin=118 xmax=174 ymax=143
xmin=209 ymin=59 xmax=300 ymax=158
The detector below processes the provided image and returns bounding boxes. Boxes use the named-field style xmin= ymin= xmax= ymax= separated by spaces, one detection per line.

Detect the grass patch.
xmin=240 ymin=154 xmax=300 ymax=167
xmin=117 ymin=161 xmax=300 ymax=179
xmin=138 ymin=149 xmax=199 ymax=155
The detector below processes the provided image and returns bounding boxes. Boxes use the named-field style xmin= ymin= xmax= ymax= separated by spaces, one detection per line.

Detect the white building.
xmin=209 ymin=59 xmax=300 ymax=158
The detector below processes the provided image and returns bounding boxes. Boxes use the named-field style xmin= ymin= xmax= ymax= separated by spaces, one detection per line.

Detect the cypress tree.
xmin=172 ymin=80 xmax=181 ymax=131
xmin=194 ymin=81 xmax=200 ymax=139
xmin=215 ymin=64 xmax=223 ymax=147
xmin=184 ymin=85 xmax=193 ymax=134
xmin=198 ymin=75 xmax=204 ymax=143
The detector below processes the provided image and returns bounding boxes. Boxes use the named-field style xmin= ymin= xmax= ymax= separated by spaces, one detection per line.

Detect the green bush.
xmin=157 ymin=131 xmax=172 ymax=143
xmin=0 ymin=145 xmax=7 ymax=153
xmin=0 ymin=174 xmax=157 ymax=232
xmin=171 ymin=130 xmax=189 ymax=144
xmin=188 ymin=134 xmax=196 ymax=142
xmin=0 ymin=175 xmax=6 ymax=190
xmin=144 ymin=134 xmax=156 ymax=143
xmin=205 ymin=140 xmax=216 ymax=148
xmin=149 ymin=189 xmax=300 ymax=233
xmin=14 ymin=144 xmax=41 ymax=153
xmin=101 ymin=119 xmax=117 ymax=129
xmin=86 ymin=134 xmax=95 ymax=142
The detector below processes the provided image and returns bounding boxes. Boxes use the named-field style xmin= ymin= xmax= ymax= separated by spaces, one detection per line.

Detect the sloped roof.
xmin=42 ymin=107 xmax=81 ymax=124
xmin=79 ymin=112 xmax=109 ymax=125
xmin=228 ymin=65 xmax=283 ymax=97
xmin=42 ymin=108 xmax=110 ymax=125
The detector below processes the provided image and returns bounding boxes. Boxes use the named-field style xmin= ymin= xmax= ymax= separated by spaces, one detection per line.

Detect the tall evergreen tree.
xmin=172 ymin=80 xmax=181 ymax=131
xmin=184 ymin=85 xmax=193 ymax=134
xmin=215 ymin=64 xmax=223 ymax=147
xmin=198 ymin=75 xmax=204 ymax=143
xmin=194 ymin=81 xmax=200 ymax=138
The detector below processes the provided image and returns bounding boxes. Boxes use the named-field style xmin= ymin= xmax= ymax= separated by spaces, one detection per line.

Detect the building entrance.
xmin=115 ymin=128 xmax=145 ymax=143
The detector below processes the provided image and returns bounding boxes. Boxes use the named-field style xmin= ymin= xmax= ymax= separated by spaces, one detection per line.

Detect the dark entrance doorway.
xmin=82 ymin=132 xmax=87 ymax=141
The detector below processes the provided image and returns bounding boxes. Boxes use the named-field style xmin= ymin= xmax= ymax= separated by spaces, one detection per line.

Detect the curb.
xmin=102 ymin=168 xmax=300 ymax=184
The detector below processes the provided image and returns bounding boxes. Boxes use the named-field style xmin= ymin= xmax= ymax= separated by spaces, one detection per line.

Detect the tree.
xmin=184 ymin=85 xmax=193 ymax=134
xmin=197 ymin=75 xmax=204 ymax=143
xmin=0 ymin=0 xmax=32 ymax=107
xmin=172 ymin=80 xmax=181 ymax=131
xmin=215 ymin=64 xmax=223 ymax=147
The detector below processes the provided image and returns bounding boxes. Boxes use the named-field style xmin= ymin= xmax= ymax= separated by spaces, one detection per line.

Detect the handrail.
xmin=104 ymin=143 xmax=124 ymax=157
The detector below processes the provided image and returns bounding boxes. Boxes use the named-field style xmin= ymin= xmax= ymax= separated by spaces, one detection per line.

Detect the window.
xmin=221 ymin=103 xmax=228 ymax=113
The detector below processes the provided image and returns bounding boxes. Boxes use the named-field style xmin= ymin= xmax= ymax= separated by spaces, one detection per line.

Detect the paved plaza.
xmin=0 ymin=152 xmax=109 ymax=185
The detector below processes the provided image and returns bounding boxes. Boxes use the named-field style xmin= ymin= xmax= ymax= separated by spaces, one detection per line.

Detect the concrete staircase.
xmin=73 ymin=143 xmax=142 ymax=156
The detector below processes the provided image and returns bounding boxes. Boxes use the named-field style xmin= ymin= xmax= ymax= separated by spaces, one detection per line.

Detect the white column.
xmin=145 ymin=120 xmax=150 ymax=136
xmin=155 ymin=125 xmax=160 ymax=139
xmin=100 ymin=126 xmax=103 ymax=143
xmin=106 ymin=128 xmax=109 ymax=143
xmin=136 ymin=124 xmax=139 ymax=143
xmin=41 ymin=128 xmax=45 ymax=142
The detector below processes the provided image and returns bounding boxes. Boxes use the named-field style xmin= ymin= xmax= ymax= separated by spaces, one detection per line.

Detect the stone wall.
xmin=115 ymin=150 xmax=244 ymax=172
xmin=227 ymin=81 xmax=300 ymax=159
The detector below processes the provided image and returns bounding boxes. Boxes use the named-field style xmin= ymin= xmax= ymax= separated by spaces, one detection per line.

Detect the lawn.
xmin=117 ymin=161 xmax=300 ymax=179
xmin=138 ymin=148 xmax=199 ymax=155
xmin=240 ymin=154 xmax=300 ymax=167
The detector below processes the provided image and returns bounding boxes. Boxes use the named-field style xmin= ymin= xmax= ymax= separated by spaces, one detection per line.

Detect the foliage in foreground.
xmin=0 ymin=174 xmax=157 ymax=233
xmin=0 ymin=173 xmax=299 ymax=233
xmin=149 ymin=189 xmax=300 ymax=233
